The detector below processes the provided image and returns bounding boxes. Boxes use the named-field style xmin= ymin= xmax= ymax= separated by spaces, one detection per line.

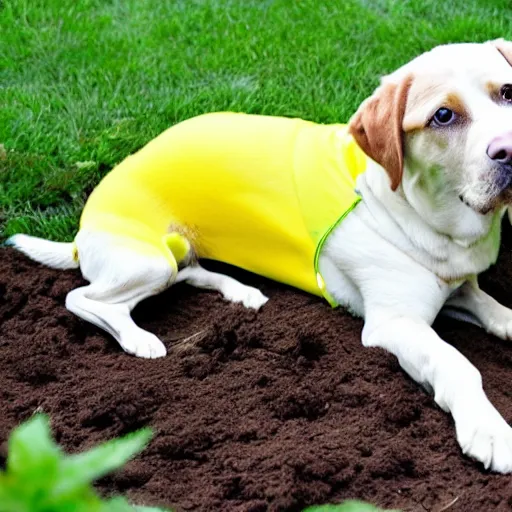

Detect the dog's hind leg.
xmin=176 ymin=264 xmax=268 ymax=309
xmin=65 ymin=231 xmax=177 ymax=358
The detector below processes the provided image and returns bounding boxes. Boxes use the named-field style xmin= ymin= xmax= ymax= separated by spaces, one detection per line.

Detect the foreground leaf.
xmin=0 ymin=414 xmax=171 ymax=511
xmin=55 ymin=428 xmax=152 ymax=498
xmin=7 ymin=415 xmax=61 ymax=477
xmin=304 ymin=500 xmax=400 ymax=512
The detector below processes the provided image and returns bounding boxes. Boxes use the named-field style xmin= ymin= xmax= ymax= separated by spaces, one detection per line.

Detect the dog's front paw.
xmin=485 ymin=306 xmax=512 ymax=340
xmin=119 ymin=329 xmax=167 ymax=359
xmin=455 ymin=401 xmax=512 ymax=473
xmin=222 ymin=284 xmax=269 ymax=310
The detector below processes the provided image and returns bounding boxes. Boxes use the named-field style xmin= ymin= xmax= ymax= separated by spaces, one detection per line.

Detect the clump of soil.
xmin=1 ymin=222 xmax=512 ymax=511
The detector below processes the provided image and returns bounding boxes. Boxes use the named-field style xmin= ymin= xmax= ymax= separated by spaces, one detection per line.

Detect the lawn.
xmin=1 ymin=0 xmax=512 ymax=242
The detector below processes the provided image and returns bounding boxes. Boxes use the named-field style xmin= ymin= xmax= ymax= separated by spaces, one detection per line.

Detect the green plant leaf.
xmin=303 ymin=500 xmax=399 ymax=512
xmin=0 ymin=415 xmax=165 ymax=511
xmin=54 ymin=428 xmax=153 ymax=498
xmin=99 ymin=496 xmax=136 ymax=512
xmin=100 ymin=497 xmax=172 ymax=512
xmin=7 ymin=415 xmax=62 ymax=477
xmin=0 ymin=476 xmax=23 ymax=512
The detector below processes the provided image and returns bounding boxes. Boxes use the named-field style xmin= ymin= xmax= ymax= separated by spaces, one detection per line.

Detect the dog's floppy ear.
xmin=490 ymin=38 xmax=512 ymax=66
xmin=348 ymin=76 xmax=413 ymax=191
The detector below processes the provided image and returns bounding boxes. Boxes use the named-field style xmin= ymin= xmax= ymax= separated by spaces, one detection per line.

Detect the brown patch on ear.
xmin=348 ymin=75 xmax=413 ymax=191
xmin=491 ymin=38 xmax=512 ymax=66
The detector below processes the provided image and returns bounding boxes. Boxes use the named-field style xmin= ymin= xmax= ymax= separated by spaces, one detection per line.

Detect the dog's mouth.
xmin=458 ymin=185 xmax=512 ymax=215
xmin=458 ymin=194 xmax=494 ymax=215
xmin=458 ymin=194 xmax=471 ymax=207
xmin=501 ymin=187 xmax=512 ymax=205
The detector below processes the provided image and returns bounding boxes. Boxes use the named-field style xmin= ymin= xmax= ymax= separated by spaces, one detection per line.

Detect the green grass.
xmin=1 ymin=0 xmax=512 ymax=241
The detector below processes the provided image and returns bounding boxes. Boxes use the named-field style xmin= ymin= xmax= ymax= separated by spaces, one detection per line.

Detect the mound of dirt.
xmin=2 ymin=223 xmax=512 ymax=511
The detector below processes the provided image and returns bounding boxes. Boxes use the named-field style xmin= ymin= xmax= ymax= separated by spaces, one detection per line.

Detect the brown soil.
xmin=1 ymin=223 xmax=512 ymax=512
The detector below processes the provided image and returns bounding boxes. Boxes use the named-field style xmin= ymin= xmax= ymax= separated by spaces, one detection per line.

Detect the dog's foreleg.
xmin=363 ymin=314 xmax=512 ymax=473
xmin=176 ymin=265 xmax=268 ymax=309
xmin=445 ymin=276 xmax=512 ymax=339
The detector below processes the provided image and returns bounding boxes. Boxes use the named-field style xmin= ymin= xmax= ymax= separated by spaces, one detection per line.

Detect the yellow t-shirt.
xmin=80 ymin=112 xmax=367 ymax=306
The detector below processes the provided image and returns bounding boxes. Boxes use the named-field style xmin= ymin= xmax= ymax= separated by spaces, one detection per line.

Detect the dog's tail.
xmin=5 ymin=234 xmax=79 ymax=270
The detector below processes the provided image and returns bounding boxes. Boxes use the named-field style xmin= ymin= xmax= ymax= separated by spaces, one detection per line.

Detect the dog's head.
xmin=349 ymin=40 xmax=512 ymax=226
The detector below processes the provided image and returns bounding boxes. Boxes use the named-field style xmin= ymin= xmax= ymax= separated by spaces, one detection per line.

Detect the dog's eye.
xmin=431 ymin=108 xmax=456 ymax=127
xmin=501 ymin=84 xmax=512 ymax=102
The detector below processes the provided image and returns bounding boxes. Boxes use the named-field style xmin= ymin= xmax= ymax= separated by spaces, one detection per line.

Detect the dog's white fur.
xmin=8 ymin=40 xmax=512 ymax=473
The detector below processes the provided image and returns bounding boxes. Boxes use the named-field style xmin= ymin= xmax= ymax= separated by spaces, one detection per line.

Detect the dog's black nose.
xmin=487 ymin=133 xmax=512 ymax=164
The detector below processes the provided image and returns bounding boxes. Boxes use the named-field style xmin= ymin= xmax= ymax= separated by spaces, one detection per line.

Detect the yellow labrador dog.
xmin=8 ymin=39 xmax=512 ymax=473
